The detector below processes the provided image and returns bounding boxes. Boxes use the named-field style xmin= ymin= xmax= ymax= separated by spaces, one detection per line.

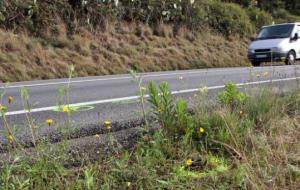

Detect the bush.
xmin=272 ymin=8 xmax=300 ymax=24
xmin=218 ymin=81 xmax=248 ymax=108
xmin=0 ymin=0 xmax=255 ymax=37
xmin=148 ymin=81 xmax=193 ymax=136
xmin=0 ymin=0 xmax=117 ymax=35
xmin=206 ymin=2 xmax=254 ymax=37
xmin=247 ymin=8 xmax=273 ymax=29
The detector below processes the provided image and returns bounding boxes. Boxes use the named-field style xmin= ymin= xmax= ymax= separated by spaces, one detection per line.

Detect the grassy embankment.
xmin=1 ymin=0 xmax=300 ymax=82
xmin=0 ymin=25 xmax=249 ymax=82
xmin=1 ymin=76 xmax=300 ymax=189
xmin=0 ymin=0 xmax=274 ymax=82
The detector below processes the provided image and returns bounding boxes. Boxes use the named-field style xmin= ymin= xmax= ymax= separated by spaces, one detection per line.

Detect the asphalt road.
xmin=1 ymin=65 xmax=300 ymax=143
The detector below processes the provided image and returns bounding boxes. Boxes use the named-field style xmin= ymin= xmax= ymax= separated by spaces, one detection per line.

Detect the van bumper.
xmin=248 ymin=52 xmax=288 ymax=62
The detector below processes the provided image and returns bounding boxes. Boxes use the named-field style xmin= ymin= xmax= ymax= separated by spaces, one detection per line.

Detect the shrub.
xmin=148 ymin=81 xmax=193 ymax=136
xmin=272 ymin=8 xmax=300 ymax=24
xmin=0 ymin=0 xmax=255 ymax=37
xmin=247 ymin=8 xmax=273 ymax=29
xmin=206 ymin=2 xmax=254 ymax=37
xmin=218 ymin=81 xmax=248 ymax=108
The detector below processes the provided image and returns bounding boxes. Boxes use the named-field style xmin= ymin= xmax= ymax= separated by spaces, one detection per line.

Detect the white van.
xmin=248 ymin=23 xmax=300 ymax=66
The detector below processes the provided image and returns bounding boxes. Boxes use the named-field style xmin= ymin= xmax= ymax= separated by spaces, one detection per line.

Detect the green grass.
xmin=1 ymin=81 xmax=300 ymax=189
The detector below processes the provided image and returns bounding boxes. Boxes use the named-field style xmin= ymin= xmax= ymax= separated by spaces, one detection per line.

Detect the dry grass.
xmin=0 ymin=22 xmax=250 ymax=82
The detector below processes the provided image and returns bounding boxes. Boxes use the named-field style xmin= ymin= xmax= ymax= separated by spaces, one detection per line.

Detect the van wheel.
xmin=251 ymin=61 xmax=261 ymax=67
xmin=285 ymin=51 xmax=296 ymax=65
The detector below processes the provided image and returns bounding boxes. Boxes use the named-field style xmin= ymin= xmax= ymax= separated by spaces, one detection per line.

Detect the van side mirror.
xmin=292 ymin=33 xmax=298 ymax=41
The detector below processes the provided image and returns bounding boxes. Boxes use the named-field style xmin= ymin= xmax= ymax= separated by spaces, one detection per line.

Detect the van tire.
xmin=251 ymin=61 xmax=261 ymax=67
xmin=285 ymin=51 xmax=296 ymax=65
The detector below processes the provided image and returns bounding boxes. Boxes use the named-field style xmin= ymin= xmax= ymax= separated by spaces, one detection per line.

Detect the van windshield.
xmin=256 ymin=24 xmax=294 ymax=40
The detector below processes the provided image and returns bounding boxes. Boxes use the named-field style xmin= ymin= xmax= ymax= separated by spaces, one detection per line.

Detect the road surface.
xmin=1 ymin=65 xmax=300 ymax=144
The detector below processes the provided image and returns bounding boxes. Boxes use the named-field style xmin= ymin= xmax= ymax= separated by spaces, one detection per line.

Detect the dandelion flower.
xmin=186 ymin=159 xmax=193 ymax=166
xmin=46 ymin=118 xmax=53 ymax=126
xmin=127 ymin=182 xmax=132 ymax=187
xmin=8 ymin=96 xmax=14 ymax=104
xmin=256 ymin=73 xmax=261 ymax=78
xmin=95 ymin=134 xmax=100 ymax=139
xmin=200 ymin=86 xmax=209 ymax=93
xmin=63 ymin=105 xmax=71 ymax=113
xmin=0 ymin=105 xmax=7 ymax=112
xmin=263 ymin=72 xmax=269 ymax=77
xmin=140 ymin=86 xmax=146 ymax=91
xmin=8 ymin=135 xmax=14 ymax=143
xmin=199 ymin=127 xmax=205 ymax=133
xmin=239 ymin=110 xmax=243 ymax=115
xmin=105 ymin=120 xmax=112 ymax=130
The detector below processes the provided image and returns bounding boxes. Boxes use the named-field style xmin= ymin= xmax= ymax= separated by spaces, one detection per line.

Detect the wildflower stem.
xmin=22 ymin=93 xmax=37 ymax=147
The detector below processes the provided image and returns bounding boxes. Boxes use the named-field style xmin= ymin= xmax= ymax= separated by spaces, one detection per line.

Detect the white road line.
xmin=0 ymin=69 xmax=244 ymax=89
xmin=0 ymin=66 xmax=291 ymax=89
xmin=5 ymin=76 xmax=299 ymax=116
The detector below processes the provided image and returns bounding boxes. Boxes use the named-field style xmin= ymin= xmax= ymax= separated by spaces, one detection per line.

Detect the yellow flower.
xmin=199 ymin=127 xmax=205 ymax=133
xmin=256 ymin=73 xmax=261 ymax=78
xmin=186 ymin=159 xmax=193 ymax=166
xmin=105 ymin=120 xmax=111 ymax=130
xmin=8 ymin=135 xmax=14 ymax=143
xmin=95 ymin=134 xmax=100 ymax=139
xmin=239 ymin=110 xmax=244 ymax=115
xmin=127 ymin=182 xmax=132 ymax=187
xmin=140 ymin=86 xmax=146 ymax=92
xmin=8 ymin=96 xmax=14 ymax=104
xmin=0 ymin=104 xmax=7 ymax=112
xmin=199 ymin=86 xmax=209 ymax=93
xmin=263 ymin=72 xmax=269 ymax=77
xmin=63 ymin=105 xmax=71 ymax=113
xmin=46 ymin=118 xmax=53 ymax=126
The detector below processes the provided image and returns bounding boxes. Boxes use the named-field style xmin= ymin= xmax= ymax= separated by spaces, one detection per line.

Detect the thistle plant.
xmin=0 ymin=84 xmax=17 ymax=148
xmin=57 ymin=65 xmax=75 ymax=137
xmin=148 ymin=81 xmax=193 ymax=137
xmin=84 ymin=167 xmax=96 ymax=190
xmin=218 ymin=81 xmax=248 ymax=110
xmin=20 ymin=87 xmax=38 ymax=147
xmin=130 ymin=70 xmax=149 ymax=130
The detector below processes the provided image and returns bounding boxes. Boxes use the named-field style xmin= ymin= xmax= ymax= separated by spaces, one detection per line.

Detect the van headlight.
xmin=271 ymin=47 xmax=282 ymax=53
xmin=248 ymin=48 xmax=255 ymax=53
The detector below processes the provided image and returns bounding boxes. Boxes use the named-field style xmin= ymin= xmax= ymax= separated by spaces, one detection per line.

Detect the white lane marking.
xmin=5 ymin=76 xmax=299 ymax=116
xmin=0 ymin=69 xmax=243 ymax=89
xmin=0 ymin=66 xmax=294 ymax=89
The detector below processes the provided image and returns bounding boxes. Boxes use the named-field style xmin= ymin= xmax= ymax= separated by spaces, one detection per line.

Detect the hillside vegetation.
xmin=0 ymin=0 xmax=299 ymax=81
